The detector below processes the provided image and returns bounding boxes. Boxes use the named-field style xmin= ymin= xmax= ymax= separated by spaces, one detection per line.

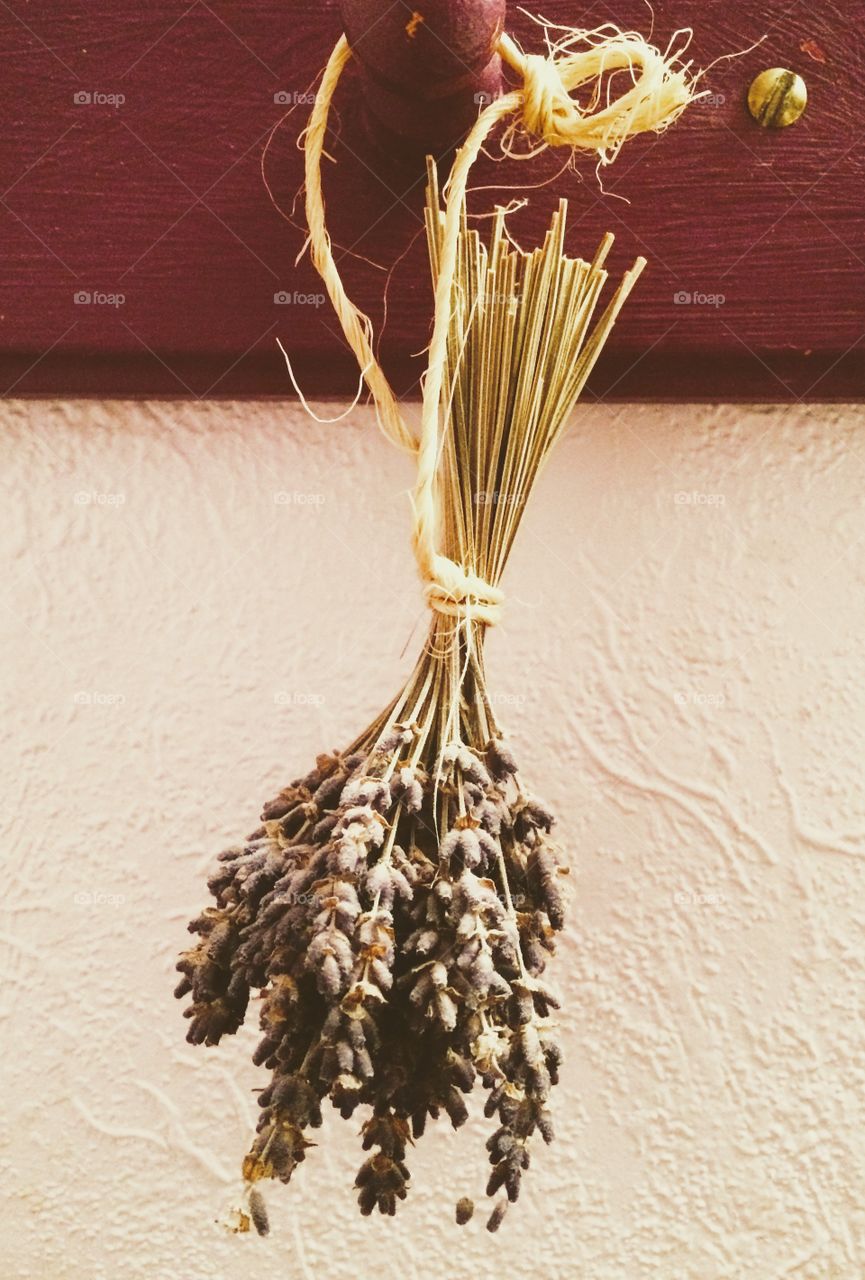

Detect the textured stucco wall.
xmin=3 ymin=399 xmax=865 ymax=1280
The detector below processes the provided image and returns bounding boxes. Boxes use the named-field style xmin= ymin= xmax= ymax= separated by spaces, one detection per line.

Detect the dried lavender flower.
xmin=172 ymin=155 xmax=670 ymax=1232
xmin=486 ymin=1199 xmax=508 ymax=1233
xmin=248 ymin=1188 xmax=269 ymax=1237
xmin=456 ymin=1196 xmax=474 ymax=1225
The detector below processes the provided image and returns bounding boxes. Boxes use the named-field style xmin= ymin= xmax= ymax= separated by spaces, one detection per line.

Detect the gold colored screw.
xmin=747 ymin=67 xmax=807 ymax=128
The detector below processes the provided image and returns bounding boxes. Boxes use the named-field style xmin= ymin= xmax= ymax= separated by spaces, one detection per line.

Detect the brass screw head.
xmin=747 ymin=67 xmax=807 ymax=127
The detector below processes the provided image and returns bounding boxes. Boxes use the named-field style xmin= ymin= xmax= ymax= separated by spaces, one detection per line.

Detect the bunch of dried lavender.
xmin=176 ymin=161 xmax=644 ymax=1232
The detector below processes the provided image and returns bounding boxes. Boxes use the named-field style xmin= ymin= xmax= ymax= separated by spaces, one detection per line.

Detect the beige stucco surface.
xmin=2 ymin=398 xmax=865 ymax=1279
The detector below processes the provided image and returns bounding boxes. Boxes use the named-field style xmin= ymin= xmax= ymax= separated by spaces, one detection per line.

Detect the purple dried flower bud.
xmin=332 ymin=837 xmax=365 ymax=876
xmin=486 ymin=1199 xmax=508 ymax=1232
xmin=486 ymin=1162 xmax=506 ymax=1197
xmin=455 ymin=1196 xmax=474 ymax=1225
xmin=368 ymin=958 xmax=393 ymax=992
xmin=456 ymin=912 xmax=479 ymax=942
xmin=463 ymin=781 xmax=485 ymax=811
xmin=487 ymin=738 xmax=518 ymax=781
xmin=434 ymin=878 xmax=454 ymax=904
xmin=529 ymin=978 xmax=561 ymax=1014
xmin=486 ymin=1127 xmax=517 ymax=1160
xmin=376 ymin=726 xmax=414 ymax=753
xmin=477 ymin=830 xmax=502 ymax=864
xmin=388 ymin=865 xmax=413 ymax=901
xmin=313 ymin=770 xmax=349 ymax=809
xmin=537 ymin=1109 xmax=555 ymax=1144
xmin=248 ymin=1188 xmax=269 ymax=1236
xmin=529 ymin=845 xmax=566 ymax=929
xmin=448 ymin=1052 xmax=476 ymax=1092
xmin=390 ymin=845 xmax=419 ymax=884
xmin=457 ymin=747 xmax=492 ymax=788
xmin=515 ymin=797 xmax=555 ymax=839
xmin=544 ymin=1040 xmax=562 ymax=1078
xmin=486 ymin=972 xmax=512 ymax=999
xmin=407 ymin=927 xmax=438 ymax=955
xmin=435 ymin=990 xmax=458 ymax=1030
xmin=441 ymin=828 xmax=482 ymax=872
xmin=409 ymin=970 xmax=433 ymax=1007
xmin=505 ymin=1163 xmax=522 ymax=1201
xmin=443 ymin=1087 xmax=468 ymax=1128
xmin=467 ymin=951 xmax=495 ymax=989
xmin=479 ymin=801 xmax=504 ymax=836
xmin=313 ymin=812 xmax=340 ymax=841
xmin=341 ymin=777 xmax=392 ymax=813
xmin=356 ymin=920 xmax=394 ymax=965
xmin=459 ymin=829 xmax=483 ymax=870
xmin=439 ymin=829 xmax=461 ymax=871
xmin=261 ymin=787 xmax=307 ymax=821
xmin=392 ymin=767 xmax=424 ymax=813
xmin=318 ymin=954 xmax=343 ymax=997
xmin=354 ymin=1046 xmax=374 ymax=1078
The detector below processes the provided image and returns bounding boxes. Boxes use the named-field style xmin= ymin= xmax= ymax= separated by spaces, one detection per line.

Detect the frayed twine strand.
xmin=298 ymin=20 xmax=700 ymax=625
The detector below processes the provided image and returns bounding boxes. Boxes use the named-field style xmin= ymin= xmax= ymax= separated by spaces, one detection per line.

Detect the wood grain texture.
xmin=0 ymin=0 xmax=863 ymax=399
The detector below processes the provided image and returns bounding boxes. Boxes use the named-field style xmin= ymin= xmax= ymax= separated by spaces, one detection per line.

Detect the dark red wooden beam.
xmin=0 ymin=1 xmax=863 ymax=401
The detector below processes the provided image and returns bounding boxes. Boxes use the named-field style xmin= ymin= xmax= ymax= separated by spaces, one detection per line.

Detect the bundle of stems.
xmin=176 ymin=161 xmax=645 ymax=1233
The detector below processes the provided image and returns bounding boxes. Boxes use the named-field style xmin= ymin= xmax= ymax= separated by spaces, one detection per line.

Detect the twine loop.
xmin=520 ymin=51 xmax=577 ymax=143
xmin=424 ymin=554 xmax=503 ymax=627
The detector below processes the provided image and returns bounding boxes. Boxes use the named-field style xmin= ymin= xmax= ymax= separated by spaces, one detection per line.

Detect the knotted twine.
xmin=300 ymin=22 xmax=699 ymax=626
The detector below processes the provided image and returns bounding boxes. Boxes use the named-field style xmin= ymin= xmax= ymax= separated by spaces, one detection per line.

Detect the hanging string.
xmin=299 ymin=20 xmax=700 ymax=624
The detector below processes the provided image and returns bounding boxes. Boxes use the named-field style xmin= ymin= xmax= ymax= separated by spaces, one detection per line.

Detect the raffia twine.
xmin=300 ymin=21 xmax=700 ymax=626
